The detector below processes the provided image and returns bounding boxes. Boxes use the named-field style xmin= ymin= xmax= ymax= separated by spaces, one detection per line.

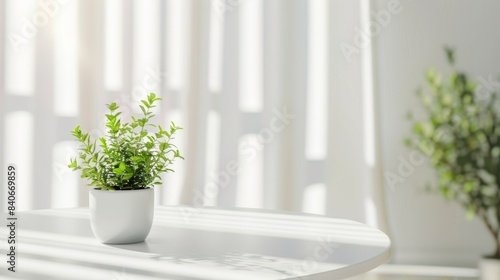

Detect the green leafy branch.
xmin=69 ymin=93 xmax=184 ymax=191
xmin=407 ymin=48 xmax=500 ymax=257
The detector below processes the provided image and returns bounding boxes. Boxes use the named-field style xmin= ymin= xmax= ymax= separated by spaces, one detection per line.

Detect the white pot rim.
xmin=91 ymin=187 xmax=153 ymax=192
xmin=481 ymin=256 xmax=500 ymax=261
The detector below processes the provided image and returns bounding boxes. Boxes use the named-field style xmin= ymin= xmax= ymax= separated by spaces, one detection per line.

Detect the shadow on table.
xmin=107 ymin=227 xmax=299 ymax=277
xmin=106 ymin=225 xmax=364 ymax=278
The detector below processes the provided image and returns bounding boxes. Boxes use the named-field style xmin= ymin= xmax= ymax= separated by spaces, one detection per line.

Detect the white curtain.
xmin=0 ymin=0 xmax=389 ymax=233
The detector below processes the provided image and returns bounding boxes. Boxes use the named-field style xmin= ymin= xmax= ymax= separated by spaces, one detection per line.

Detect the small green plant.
xmin=407 ymin=48 xmax=500 ymax=258
xmin=68 ymin=93 xmax=183 ymax=191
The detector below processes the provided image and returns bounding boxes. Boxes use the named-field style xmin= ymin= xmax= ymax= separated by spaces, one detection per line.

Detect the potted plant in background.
xmin=68 ymin=93 xmax=183 ymax=244
xmin=406 ymin=48 xmax=500 ymax=280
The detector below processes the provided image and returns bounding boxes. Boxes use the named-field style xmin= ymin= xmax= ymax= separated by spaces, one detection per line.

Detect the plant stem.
xmin=481 ymin=211 xmax=500 ymax=258
xmin=495 ymin=234 xmax=500 ymax=259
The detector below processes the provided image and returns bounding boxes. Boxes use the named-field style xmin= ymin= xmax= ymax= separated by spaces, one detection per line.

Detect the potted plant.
xmin=406 ymin=48 xmax=500 ymax=279
xmin=68 ymin=93 xmax=183 ymax=244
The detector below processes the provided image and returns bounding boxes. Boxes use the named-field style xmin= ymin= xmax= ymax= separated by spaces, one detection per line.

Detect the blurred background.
xmin=1 ymin=0 xmax=500 ymax=278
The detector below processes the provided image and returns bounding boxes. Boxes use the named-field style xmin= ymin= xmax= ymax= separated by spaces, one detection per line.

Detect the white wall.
xmin=374 ymin=0 xmax=500 ymax=267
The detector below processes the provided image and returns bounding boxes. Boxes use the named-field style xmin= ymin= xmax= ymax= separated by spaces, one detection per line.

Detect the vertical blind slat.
xmin=263 ymin=0 xmax=288 ymax=210
xmin=289 ymin=0 xmax=309 ymax=212
xmin=77 ymin=0 xmax=105 ymax=206
xmin=216 ymin=3 xmax=240 ymax=207
xmin=192 ymin=0 xmax=212 ymax=206
xmin=178 ymin=0 xmax=212 ymax=206
xmin=32 ymin=0 xmax=56 ymax=209
xmin=0 ymin=0 xmax=5 ymax=212
xmin=326 ymin=0 xmax=366 ymax=221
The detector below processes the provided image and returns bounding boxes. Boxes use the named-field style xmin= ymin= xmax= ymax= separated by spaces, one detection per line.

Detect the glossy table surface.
xmin=0 ymin=206 xmax=390 ymax=280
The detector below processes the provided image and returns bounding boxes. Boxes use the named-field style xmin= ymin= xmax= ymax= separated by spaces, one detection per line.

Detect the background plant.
xmin=69 ymin=93 xmax=183 ymax=191
xmin=407 ymin=48 xmax=500 ymax=258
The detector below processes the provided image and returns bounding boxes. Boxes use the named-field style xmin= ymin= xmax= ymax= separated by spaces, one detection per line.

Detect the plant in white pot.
xmin=406 ymin=48 xmax=500 ymax=280
xmin=68 ymin=93 xmax=183 ymax=244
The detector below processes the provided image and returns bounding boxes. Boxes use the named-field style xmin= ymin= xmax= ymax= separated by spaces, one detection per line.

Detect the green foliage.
xmin=68 ymin=93 xmax=183 ymax=191
xmin=407 ymin=49 xmax=500 ymax=257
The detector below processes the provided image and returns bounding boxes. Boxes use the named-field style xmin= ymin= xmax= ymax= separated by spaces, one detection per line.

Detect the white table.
xmin=0 ymin=206 xmax=390 ymax=280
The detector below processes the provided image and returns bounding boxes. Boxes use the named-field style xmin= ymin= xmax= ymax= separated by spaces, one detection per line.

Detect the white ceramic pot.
xmin=89 ymin=188 xmax=154 ymax=244
xmin=479 ymin=257 xmax=500 ymax=280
